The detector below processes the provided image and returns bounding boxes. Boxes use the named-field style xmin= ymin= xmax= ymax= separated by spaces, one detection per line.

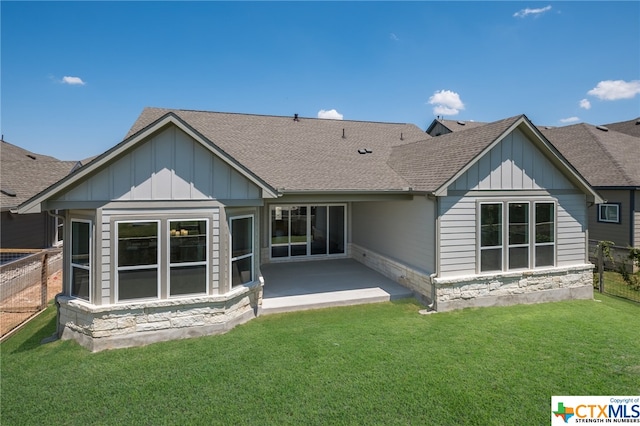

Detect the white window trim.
xmin=230 ymin=214 xmax=254 ymax=288
xmin=168 ymin=218 xmax=209 ymax=298
xmin=477 ymin=199 xmax=557 ymax=274
xmin=115 ymin=219 xmax=161 ymax=303
xmin=507 ymin=202 xmax=530 ymax=271
xmin=268 ymin=204 xmax=347 ymax=260
xmin=478 ymin=202 xmax=504 ymax=273
xmin=70 ymin=219 xmax=92 ymax=301
xmin=598 ymin=203 xmax=620 ymax=224
xmin=533 ymin=201 xmax=556 ymax=268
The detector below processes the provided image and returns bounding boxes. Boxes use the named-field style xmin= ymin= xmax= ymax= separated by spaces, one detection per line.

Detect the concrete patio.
xmin=260 ymin=258 xmax=415 ymax=314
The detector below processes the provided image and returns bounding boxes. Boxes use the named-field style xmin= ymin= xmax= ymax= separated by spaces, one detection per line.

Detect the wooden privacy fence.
xmin=0 ymin=248 xmax=63 ymax=339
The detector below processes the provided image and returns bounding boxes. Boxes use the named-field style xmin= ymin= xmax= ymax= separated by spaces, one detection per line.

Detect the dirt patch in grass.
xmin=0 ymin=270 xmax=62 ymax=337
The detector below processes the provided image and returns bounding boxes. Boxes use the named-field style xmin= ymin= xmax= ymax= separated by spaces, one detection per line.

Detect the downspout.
xmin=46 ymin=210 xmax=65 ymax=340
xmin=427 ymin=194 xmax=439 ymax=311
xmin=630 ymin=190 xmax=635 ymax=248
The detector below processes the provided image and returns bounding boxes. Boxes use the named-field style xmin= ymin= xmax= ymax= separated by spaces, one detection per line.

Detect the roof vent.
xmin=26 ymin=154 xmax=36 ymax=160
xmin=342 ymin=128 xmax=346 ymax=139
xmin=635 ymin=119 xmax=640 ymax=125
xmin=596 ymin=125 xmax=609 ymax=132
xmin=400 ymin=132 xmax=404 ymax=141
xmin=358 ymin=148 xmax=373 ymax=154
xmin=457 ymin=120 xmax=465 ymax=126
xmin=293 ymin=113 xmax=299 ymax=122
xmin=1 ymin=188 xmax=17 ymax=197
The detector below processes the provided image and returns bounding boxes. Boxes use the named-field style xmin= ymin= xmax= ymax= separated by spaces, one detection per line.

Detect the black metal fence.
xmin=590 ymin=241 xmax=640 ymax=304
xmin=0 ymin=248 xmax=63 ymax=339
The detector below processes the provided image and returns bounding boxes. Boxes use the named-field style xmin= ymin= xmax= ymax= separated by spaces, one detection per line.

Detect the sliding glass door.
xmin=271 ymin=205 xmax=345 ymax=259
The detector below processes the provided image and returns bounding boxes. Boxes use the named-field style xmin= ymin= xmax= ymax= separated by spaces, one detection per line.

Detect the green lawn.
xmin=2 ymin=295 xmax=638 ymax=425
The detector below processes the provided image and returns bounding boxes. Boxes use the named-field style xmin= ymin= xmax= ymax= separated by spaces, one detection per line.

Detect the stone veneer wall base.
xmin=433 ymin=264 xmax=594 ymax=312
xmin=57 ymin=281 xmax=262 ymax=352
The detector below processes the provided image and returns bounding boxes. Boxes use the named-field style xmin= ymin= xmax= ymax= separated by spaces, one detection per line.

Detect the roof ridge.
xmin=583 ymin=124 xmax=635 ymax=185
xmin=143 ymin=106 xmax=417 ymax=126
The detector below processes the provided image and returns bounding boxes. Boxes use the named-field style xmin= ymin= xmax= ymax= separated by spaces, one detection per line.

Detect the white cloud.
xmin=427 ymin=90 xmax=465 ymax=116
xmin=390 ymin=33 xmax=399 ymax=41
xmin=61 ymin=76 xmax=86 ymax=85
xmin=560 ymin=116 xmax=580 ymax=124
xmin=587 ymin=80 xmax=640 ymax=101
xmin=579 ymin=99 xmax=591 ymax=110
xmin=317 ymin=109 xmax=343 ymax=120
xmin=513 ymin=5 xmax=552 ymax=18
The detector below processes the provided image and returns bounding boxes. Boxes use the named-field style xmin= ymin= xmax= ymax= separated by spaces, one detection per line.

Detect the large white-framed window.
xmin=534 ymin=202 xmax=555 ymax=267
xmin=169 ymin=219 xmax=208 ymax=297
xmin=598 ymin=203 xmax=620 ymax=224
xmin=230 ymin=215 xmax=254 ymax=287
xmin=508 ymin=202 xmax=530 ymax=270
xmin=116 ymin=220 xmax=160 ymax=301
xmin=478 ymin=200 xmax=556 ymax=273
xmin=70 ymin=219 xmax=91 ymax=301
xmin=270 ymin=204 xmax=346 ymax=259
xmin=479 ymin=203 xmax=503 ymax=272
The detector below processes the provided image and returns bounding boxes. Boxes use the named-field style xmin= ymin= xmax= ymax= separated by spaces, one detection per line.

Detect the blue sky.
xmin=2 ymin=1 xmax=639 ymax=161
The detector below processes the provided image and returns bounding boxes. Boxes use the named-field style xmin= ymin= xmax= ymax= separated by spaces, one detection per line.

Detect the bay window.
xmin=169 ymin=220 xmax=208 ymax=296
xmin=71 ymin=220 xmax=91 ymax=301
xmin=231 ymin=216 xmax=254 ymax=287
xmin=116 ymin=221 xmax=159 ymax=301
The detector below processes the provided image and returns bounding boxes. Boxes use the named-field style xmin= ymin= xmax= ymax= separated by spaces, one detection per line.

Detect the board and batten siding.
xmin=439 ymin=128 xmax=589 ymax=278
xmin=351 ymin=196 xmax=435 ymax=274
xmin=54 ymin=126 xmax=261 ymax=203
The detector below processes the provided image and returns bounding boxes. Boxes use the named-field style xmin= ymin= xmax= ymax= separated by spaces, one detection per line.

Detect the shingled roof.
xmin=603 ymin=117 xmax=640 ymax=138
xmin=124 ymin=108 xmax=430 ymax=192
xmin=425 ymin=118 xmax=488 ymax=135
xmin=540 ymin=124 xmax=640 ymax=187
xmin=1 ymin=140 xmax=76 ymax=211
xmin=389 ymin=115 xmax=525 ymax=192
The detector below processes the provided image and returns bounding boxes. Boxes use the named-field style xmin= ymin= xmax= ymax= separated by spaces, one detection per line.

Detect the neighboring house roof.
xmin=425 ymin=118 xmax=488 ymax=135
xmin=603 ymin=117 xmax=640 ymax=138
xmin=540 ymin=124 xmax=640 ymax=188
xmin=1 ymin=140 xmax=76 ymax=211
xmin=124 ymin=108 xmax=430 ymax=192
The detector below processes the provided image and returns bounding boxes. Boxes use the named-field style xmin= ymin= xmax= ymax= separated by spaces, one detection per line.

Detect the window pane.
xmin=71 ymin=222 xmax=90 ymax=266
xmin=481 ymin=248 xmax=502 ymax=272
xmin=536 ymin=203 xmax=555 ymax=243
xmin=509 ymin=203 xmax=529 ymax=245
xmin=118 ymin=269 xmax=158 ymax=300
xmin=311 ymin=206 xmax=327 ymax=255
xmin=232 ymin=257 xmax=252 ymax=286
xmin=329 ymin=206 xmax=345 ymax=254
xmin=600 ymin=204 xmax=619 ymax=222
xmin=271 ymin=207 xmax=289 ymax=245
xmin=118 ymin=222 xmax=158 ymax=267
xmin=480 ymin=204 xmax=502 ymax=247
xmin=536 ymin=245 xmax=554 ymax=267
xmin=170 ymin=265 xmax=206 ymax=296
xmin=509 ymin=247 xmax=529 ymax=269
xmin=71 ymin=267 xmax=89 ymax=300
xmin=170 ymin=220 xmax=206 ymax=263
xmin=232 ymin=218 xmax=252 ymax=258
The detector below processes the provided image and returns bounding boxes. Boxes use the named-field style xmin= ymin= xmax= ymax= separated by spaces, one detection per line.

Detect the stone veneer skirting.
xmin=350 ymin=244 xmax=594 ymax=312
xmin=349 ymin=244 xmax=435 ymax=303
xmin=433 ymin=264 xmax=594 ymax=312
xmin=57 ymin=281 xmax=263 ymax=352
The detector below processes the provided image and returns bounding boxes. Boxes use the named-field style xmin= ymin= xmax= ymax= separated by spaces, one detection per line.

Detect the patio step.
xmin=260 ymin=287 xmax=414 ymax=315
